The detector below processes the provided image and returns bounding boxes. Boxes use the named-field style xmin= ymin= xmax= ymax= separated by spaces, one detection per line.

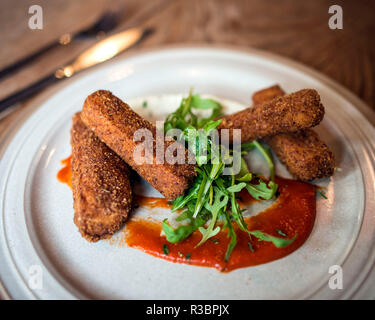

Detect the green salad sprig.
xmin=162 ymin=91 xmax=296 ymax=261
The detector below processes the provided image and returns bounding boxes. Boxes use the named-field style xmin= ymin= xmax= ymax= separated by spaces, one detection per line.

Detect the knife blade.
xmin=0 ymin=27 xmax=151 ymax=115
xmin=0 ymin=11 xmax=121 ymax=81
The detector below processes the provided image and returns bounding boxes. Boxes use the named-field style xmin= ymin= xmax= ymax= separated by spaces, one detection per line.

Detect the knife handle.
xmin=0 ymin=43 xmax=59 ymax=81
xmin=0 ymin=73 xmax=60 ymax=114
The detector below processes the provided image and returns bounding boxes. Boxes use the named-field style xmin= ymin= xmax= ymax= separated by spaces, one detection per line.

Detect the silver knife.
xmin=0 ymin=27 xmax=152 ymax=115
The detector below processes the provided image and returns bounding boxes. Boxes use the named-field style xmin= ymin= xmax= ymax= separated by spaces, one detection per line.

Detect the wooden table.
xmin=1 ymin=0 xmax=374 ymax=135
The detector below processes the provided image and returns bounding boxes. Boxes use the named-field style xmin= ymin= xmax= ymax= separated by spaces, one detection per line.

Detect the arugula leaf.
xmin=202 ymin=119 xmax=222 ymax=133
xmin=241 ymin=141 xmax=256 ymax=152
xmin=191 ymin=94 xmax=222 ymax=110
xmin=171 ymin=178 xmax=201 ymax=211
xmin=252 ymin=141 xmax=275 ymax=181
xmin=227 ymin=182 xmax=247 ymax=193
xmin=223 ymin=211 xmax=237 ymax=261
xmin=191 ymin=94 xmax=223 ymax=127
xmin=198 ymin=225 xmax=220 ymax=240
xmin=196 ymin=187 xmax=228 ymax=247
xmin=164 ymin=92 xmax=223 ymax=133
xmin=164 ymin=90 xmax=195 ymax=132
xmin=162 ymin=217 xmax=205 ymax=243
xmin=193 ymin=162 xmax=224 ymax=218
xmin=235 ymin=158 xmax=252 ymax=182
xmin=236 ymin=174 xmax=252 ymax=182
xmin=209 ymin=185 xmax=214 ymax=205
xmin=229 ymin=184 xmax=249 ymax=233
xmin=175 ymin=210 xmax=190 ymax=222
xmin=249 ymin=230 xmax=297 ymax=248
xmin=245 ymin=179 xmax=278 ymax=200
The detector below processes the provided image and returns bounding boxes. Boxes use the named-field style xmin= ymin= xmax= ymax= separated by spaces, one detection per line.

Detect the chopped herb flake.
xmin=276 ymin=229 xmax=287 ymax=237
xmin=162 ymin=244 xmax=169 ymax=255
xmin=317 ymin=190 xmax=328 ymax=199
xmin=248 ymin=242 xmax=254 ymax=252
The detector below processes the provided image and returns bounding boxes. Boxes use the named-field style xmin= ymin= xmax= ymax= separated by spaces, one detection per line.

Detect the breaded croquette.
xmin=265 ymin=130 xmax=335 ymax=181
xmin=252 ymin=85 xmax=335 ymax=181
xmin=71 ymin=113 xmax=132 ymax=242
xmin=218 ymin=89 xmax=325 ymax=142
xmin=252 ymin=85 xmax=285 ymax=105
xmin=81 ymin=90 xmax=196 ymax=200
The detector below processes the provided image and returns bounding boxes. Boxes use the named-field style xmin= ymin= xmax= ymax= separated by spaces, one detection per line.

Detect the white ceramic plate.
xmin=1 ymin=46 xmax=375 ymax=300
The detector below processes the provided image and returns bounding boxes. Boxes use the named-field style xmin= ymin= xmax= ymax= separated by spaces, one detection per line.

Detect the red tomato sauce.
xmin=57 ymin=155 xmax=173 ymax=208
xmin=134 ymin=195 xmax=172 ymax=209
xmin=57 ymin=155 xmax=72 ymax=188
xmin=125 ymin=177 xmax=316 ymax=272
xmin=58 ymin=156 xmax=316 ymax=272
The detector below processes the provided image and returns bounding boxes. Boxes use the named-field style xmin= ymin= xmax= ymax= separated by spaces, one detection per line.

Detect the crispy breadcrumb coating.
xmin=218 ymin=89 xmax=325 ymax=142
xmin=265 ymin=130 xmax=335 ymax=181
xmin=252 ymin=85 xmax=335 ymax=181
xmin=71 ymin=113 xmax=132 ymax=242
xmin=252 ymin=85 xmax=285 ymax=105
xmin=81 ymin=90 xmax=196 ymax=200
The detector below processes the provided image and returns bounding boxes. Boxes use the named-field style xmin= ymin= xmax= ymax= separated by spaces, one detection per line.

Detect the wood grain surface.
xmin=0 ymin=0 xmax=374 ymax=131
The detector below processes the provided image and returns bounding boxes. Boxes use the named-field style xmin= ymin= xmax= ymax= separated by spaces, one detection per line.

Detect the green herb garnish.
xmin=162 ymin=244 xmax=169 ymax=255
xmin=248 ymin=242 xmax=254 ymax=252
xmin=317 ymin=190 xmax=328 ymax=199
xmin=276 ymin=229 xmax=287 ymax=237
xmin=162 ymin=90 xmax=296 ymax=261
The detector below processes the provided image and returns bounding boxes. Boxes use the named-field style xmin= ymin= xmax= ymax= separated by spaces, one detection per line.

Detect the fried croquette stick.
xmin=71 ymin=113 xmax=133 ymax=242
xmin=81 ymin=90 xmax=196 ymax=201
xmin=218 ymin=89 xmax=325 ymax=142
xmin=252 ymin=85 xmax=335 ymax=181
xmin=264 ymin=130 xmax=335 ymax=181
xmin=252 ymin=84 xmax=285 ymax=105
xmin=252 ymin=85 xmax=285 ymax=105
